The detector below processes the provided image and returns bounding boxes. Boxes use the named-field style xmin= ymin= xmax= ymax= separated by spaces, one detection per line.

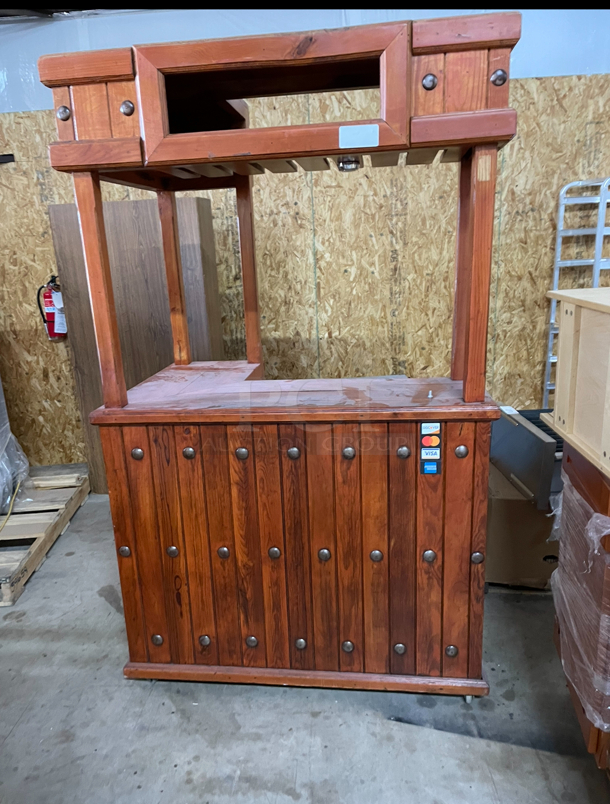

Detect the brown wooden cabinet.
xmin=38 ymin=12 xmax=521 ymax=697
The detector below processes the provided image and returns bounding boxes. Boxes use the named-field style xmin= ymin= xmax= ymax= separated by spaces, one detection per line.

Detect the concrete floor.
xmin=0 ymin=495 xmax=608 ymax=804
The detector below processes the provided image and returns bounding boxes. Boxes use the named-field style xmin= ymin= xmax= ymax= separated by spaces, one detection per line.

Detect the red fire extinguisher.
xmin=37 ymin=275 xmax=67 ymax=341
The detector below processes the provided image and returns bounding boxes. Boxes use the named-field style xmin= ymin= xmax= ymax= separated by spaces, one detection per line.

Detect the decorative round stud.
xmin=131 ymin=447 xmax=144 ymax=461
xmin=455 ymin=445 xmax=469 ymax=459
xmin=199 ymin=635 xmax=211 ymax=647
xmin=396 ymin=446 xmax=411 ymax=459
xmin=423 ymin=549 xmax=437 ymax=563
xmin=151 ymin=634 xmax=164 ymax=646
xmin=56 ymin=105 xmax=71 ymax=121
xmin=393 ymin=643 xmax=406 ymax=655
xmin=490 ymin=69 xmax=508 ymax=86
xmin=370 ymin=549 xmax=384 ymax=562
xmin=182 ymin=446 xmax=195 ymax=459
xmin=341 ymin=640 xmax=355 ymax=653
xmin=295 ymin=638 xmax=307 ymax=650
xmin=235 ymin=447 xmax=249 ymax=460
xmin=342 ymin=446 xmax=356 ymax=460
xmin=445 ymin=645 xmax=459 ymax=658
xmin=337 ymin=156 xmax=361 ymax=172
xmin=118 ymin=545 xmax=131 ymax=557
xmin=287 ymin=446 xmax=301 ymax=460
xmin=422 ymin=73 xmax=438 ymax=91
xmin=166 ymin=546 xmax=179 ymax=558
xmin=471 ymin=551 xmax=485 ymax=564
xmin=120 ymin=99 xmax=135 ymax=116
xmin=318 ymin=548 xmax=331 ymax=562
xmin=268 ymin=546 xmax=281 ymax=559
xmin=217 ymin=546 xmax=230 ymax=559
xmin=246 ymin=635 xmax=258 ymax=648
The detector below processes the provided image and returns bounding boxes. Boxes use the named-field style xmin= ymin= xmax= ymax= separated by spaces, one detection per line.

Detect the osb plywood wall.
xmin=0 ymin=74 xmax=609 ymax=466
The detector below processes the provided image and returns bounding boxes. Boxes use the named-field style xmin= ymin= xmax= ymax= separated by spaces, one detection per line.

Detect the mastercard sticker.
xmin=421 ymin=435 xmax=440 ymax=447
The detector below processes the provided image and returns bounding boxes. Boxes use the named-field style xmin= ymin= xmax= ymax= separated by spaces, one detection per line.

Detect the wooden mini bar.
xmin=39 ymin=12 xmax=521 ymax=696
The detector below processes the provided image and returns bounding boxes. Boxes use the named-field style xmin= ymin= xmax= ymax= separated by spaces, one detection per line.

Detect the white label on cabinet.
xmin=338 ymin=124 xmax=379 ymax=149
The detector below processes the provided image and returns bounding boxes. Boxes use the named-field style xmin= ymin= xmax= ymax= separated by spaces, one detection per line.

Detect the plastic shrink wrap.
xmin=0 ymin=377 xmax=28 ymax=513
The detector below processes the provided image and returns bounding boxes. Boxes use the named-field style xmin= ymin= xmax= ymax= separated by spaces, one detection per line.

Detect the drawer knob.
xmin=423 ymin=549 xmax=437 ymax=563
xmin=318 ymin=548 xmax=331 ymax=562
xmin=295 ymin=638 xmax=307 ymax=650
xmin=396 ymin=446 xmax=411 ymax=459
xmin=118 ymin=545 xmax=131 ymax=557
xmin=471 ymin=551 xmax=485 ymax=564
xmin=455 ymin=445 xmax=469 ymax=459
xmin=490 ymin=69 xmax=508 ymax=87
xmin=131 ymin=447 xmax=144 ymax=460
xmin=287 ymin=446 xmax=301 ymax=460
xmin=268 ymin=546 xmax=281 ymax=559
xmin=235 ymin=447 xmax=249 ymax=460
xmin=341 ymin=640 xmax=354 ymax=653
xmin=370 ymin=550 xmax=384 ymax=562
xmin=166 ymin=546 xmax=179 ymax=558
xmin=199 ymin=635 xmax=211 ymax=647
xmin=342 ymin=446 xmax=356 ymax=460
xmin=56 ymin=105 xmax=71 ymax=121
xmin=445 ymin=644 xmax=459 ymax=658
xmin=246 ymin=635 xmax=258 ymax=648
xmin=151 ymin=634 xmax=164 ymax=646
xmin=217 ymin=546 xmax=230 ymax=559
xmin=120 ymin=99 xmax=135 ymax=116
xmin=182 ymin=447 xmax=195 ymax=459
xmin=422 ymin=73 xmax=438 ymax=91
xmin=393 ymin=643 xmax=406 ymax=655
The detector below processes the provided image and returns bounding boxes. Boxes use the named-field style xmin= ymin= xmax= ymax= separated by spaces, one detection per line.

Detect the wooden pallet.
xmin=0 ymin=464 xmax=90 ymax=606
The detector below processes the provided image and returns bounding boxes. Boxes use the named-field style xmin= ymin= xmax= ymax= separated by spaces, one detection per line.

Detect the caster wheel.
xmin=464 ymin=695 xmax=474 ymax=704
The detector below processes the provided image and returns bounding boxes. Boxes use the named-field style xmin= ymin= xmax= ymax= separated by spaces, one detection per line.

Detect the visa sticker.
xmin=423 ymin=462 xmax=438 ymax=474
xmin=421 ymin=448 xmax=441 ymax=460
xmin=421 ymin=423 xmax=440 ymax=435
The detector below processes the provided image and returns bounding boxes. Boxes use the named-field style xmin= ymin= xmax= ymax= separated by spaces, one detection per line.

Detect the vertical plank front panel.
xmin=487 ymin=48 xmax=511 ymax=108
xmin=442 ymin=422 xmax=475 ymax=678
xmin=107 ymin=80 xmax=140 ymax=138
xmin=71 ymin=83 xmax=112 ymax=140
xmin=280 ymin=424 xmax=314 ymax=670
xmin=254 ymin=425 xmax=289 ymax=668
xmin=100 ymin=426 xmax=148 ymax=662
xmin=468 ymin=422 xmax=492 ymax=679
xmin=227 ymin=425 xmax=266 ymax=668
xmin=334 ymin=423 xmax=363 ymax=672
xmin=411 ymin=54 xmax=445 ymax=117
xmin=445 ymin=51 xmax=487 ymax=113
xmin=149 ymin=425 xmax=195 ymax=665
xmin=416 ymin=426 xmax=445 ymax=677
xmin=388 ymin=423 xmax=417 ymax=674
xmin=52 ymin=87 xmax=74 ymax=140
xmin=306 ymin=424 xmax=339 ymax=671
xmin=201 ymin=425 xmax=243 ymax=666
xmin=174 ymin=425 xmax=218 ymax=665
xmin=122 ymin=426 xmax=171 ymax=663
xmin=361 ymin=423 xmax=390 ymax=674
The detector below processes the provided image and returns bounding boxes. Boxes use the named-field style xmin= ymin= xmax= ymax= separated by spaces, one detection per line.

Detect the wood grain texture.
xmin=149 ymin=425 xmax=195 ymax=664
xmin=442 ymin=421 xmax=475 ymax=678
xmin=487 ymin=49 xmax=511 ymax=108
xmin=411 ymin=54 xmax=444 ymax=117
xmin=99 ymin=426 xmax=148 ymax=662
xmin=361 ymin=423 xmax=389 ymax=674
xmin=416 ymin=425 xmax=444 ymax=677
xmin=174 ymin=425 xmax=218 ymax=665
xmin=411 ymin=109 xmax=516 ymax=147
xmin=122 ymin=426 xmax=171 ymax=663
xmin=412 ymin=12 xmax=521 ymax=55
xmin=125 ymin=661 xmax=490 ymax=695
xmin=445 ymin=51 xmax=487 ymax=113
xmin=52 ymin=87 xmax=74 ymax=140
xmin=226 ymin=425 xmax=267 ymax=667
xmin=235 ymin=175 xmax=263 ymax=365
xmin=50 ymin=137 xmax=143 ymax=171
xmin=306 ymin=424 xmax=339 ymax=671
xmin=200 ymin=425 xmax=242 ymax=666
xmin=280 ymin=423 xmax=314 ymax=670
xmin=71 ymin=84 xmax=112 ymax=141
xmin=380 ymin=26 xmax=410 ymax=144
xmin=157 ymin=190 xmax=192 ymax=364
xmin=253 ymin=424 xmax=290 ymax=668
xmin=39 ymin=48 xmax=134 ymax=87
xmin=107 ymin=81 xmax=140 ymax=138
xmin=72 ymin=171 xmax=127 ymax=408
xmin=468 ymin=421 xmax=491 ymax=678
xmin=451 ymin=149 xmax=474 ymax=381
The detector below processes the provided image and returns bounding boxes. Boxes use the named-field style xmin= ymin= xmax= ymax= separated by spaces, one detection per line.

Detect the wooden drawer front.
xmin=111 ymin=421 xmax=489 ymax=678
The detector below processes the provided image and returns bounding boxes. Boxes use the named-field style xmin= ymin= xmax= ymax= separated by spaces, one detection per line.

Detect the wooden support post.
xmin=451 ymin=145 xmax=497 ymax=402
xmin=235 ymin=174 xmax=263 ymax=366
xmin=73 ymin=171 xmax=127 ymax=408
xmin=157 ymin=190 xmax=192 ymax=365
